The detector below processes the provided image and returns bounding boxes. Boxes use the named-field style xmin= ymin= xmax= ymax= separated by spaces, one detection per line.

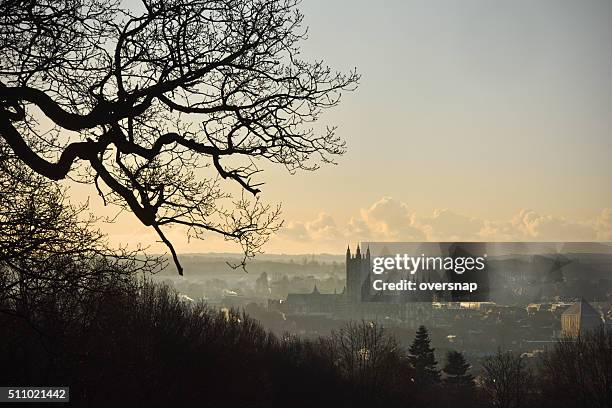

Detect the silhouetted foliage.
xmin=0 ymin=142 xmax=161 ymax=317
xmin=409 ymin=325 xmax=441 ymax=387
xmin=481 ymin=350 xmax=533 ymax=408
xmin=0 ymin=0 xmax=359 ymax=273
xmin=0 ymin=276 xmax=422 ymax=407
xmin=539 ymin=328 xmax=612 ymax=408
xmin=326 ymin=320 xmax=415 ymax=404
xmin=437 ymin=350 xmax=477 ymax=408
xmin=443 ymin=350 xmax=474 ymax=388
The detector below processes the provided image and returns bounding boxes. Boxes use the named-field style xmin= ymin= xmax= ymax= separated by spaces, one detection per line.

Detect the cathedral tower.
xmin=346 ymin=244 xmax=370 ymax=303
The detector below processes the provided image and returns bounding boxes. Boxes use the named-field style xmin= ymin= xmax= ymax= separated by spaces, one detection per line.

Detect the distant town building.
xmin=284 ymin=284 xmax=341 ymax=315
xmin=561 ymin=298 xmax=604 ymax=338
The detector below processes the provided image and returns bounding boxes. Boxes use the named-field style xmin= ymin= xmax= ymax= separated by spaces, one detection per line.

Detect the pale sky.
xmin=71 ymin=0 xmax=612 ymax=255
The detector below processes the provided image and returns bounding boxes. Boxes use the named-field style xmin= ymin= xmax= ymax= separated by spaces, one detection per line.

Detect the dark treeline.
xmin=2 ymin=273 xmax=611 ymax=407
xmin=0 ymin=269 xmax=420 ymax=407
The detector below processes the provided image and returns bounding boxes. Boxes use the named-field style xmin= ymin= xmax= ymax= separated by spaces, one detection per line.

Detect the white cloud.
xmin=415 ymin=209 xmax=483 ymax=241
xmin=269 ymin=199 xmax=612 ymax=252
xmin=354 ymin=197 xmax=425 ymax=241
xmin=480 ymin=210 xmax=601 ymax=241
xmin=279 ymin=212 xmax=341 ymax=242
xmin=308 ymin=212 xmax=340 ymax=239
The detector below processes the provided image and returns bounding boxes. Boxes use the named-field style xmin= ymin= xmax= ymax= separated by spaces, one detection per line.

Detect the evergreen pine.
xmin=443 ymin=350 xmax=474 ymax=388
xmin=408 ymin=325 xmax=440 ymax=386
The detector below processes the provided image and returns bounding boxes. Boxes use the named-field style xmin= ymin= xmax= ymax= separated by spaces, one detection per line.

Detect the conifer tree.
xmin=443 ymin=350 xmax=474 ymax=388
xmin=408 ymin=325 xmax=440 ymax=386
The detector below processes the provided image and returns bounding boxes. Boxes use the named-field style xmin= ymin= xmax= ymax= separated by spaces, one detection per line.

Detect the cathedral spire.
xmin=356 ymin=244 xmax=361 ymax=258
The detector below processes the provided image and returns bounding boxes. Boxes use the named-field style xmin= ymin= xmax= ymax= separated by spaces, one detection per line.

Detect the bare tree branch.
xmin=0 ymin=0 xmax=359 ymax=273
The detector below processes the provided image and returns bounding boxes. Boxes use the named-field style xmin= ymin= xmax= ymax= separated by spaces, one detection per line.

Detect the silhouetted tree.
xmin=443 ymin=350 xmax=474 ymax=388
xmin=326 ymin=320 xmax=414 ymax=405
xmin=1 ymin=142 xmax=160 ymax=312
xmin=331 ymin=321 xmax=398 ymax=384
xmin=439 ymin=350 xmax=477 ymax=408
xmin=539 ymin=327 xmax=612 ymax=408
xmin=481 ymin=350 xmax=533 ymax=408
xmin=409 ymin=325 xmax=441 ymax=386
xmin=0 ymin=0 xmax=359 ymax=273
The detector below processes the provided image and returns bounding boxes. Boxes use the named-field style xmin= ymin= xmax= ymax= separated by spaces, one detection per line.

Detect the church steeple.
xmin=346 ymin=245 xmax=351 ymax=261
xmin=366 ymin=246 xmax=371 ymax=259
xmin=356 ymin=244 xmax=361 ymax=258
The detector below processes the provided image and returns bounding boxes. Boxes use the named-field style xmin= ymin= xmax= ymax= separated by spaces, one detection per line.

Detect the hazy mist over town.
xmin=153 ymin=245 xmax=612 ymax=357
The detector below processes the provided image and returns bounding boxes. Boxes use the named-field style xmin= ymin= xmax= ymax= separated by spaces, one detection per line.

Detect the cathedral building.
xmin=282 ymin=244 xmax=368 ymax=315
xmin=283 ymin=245 xmax=428 ymax=319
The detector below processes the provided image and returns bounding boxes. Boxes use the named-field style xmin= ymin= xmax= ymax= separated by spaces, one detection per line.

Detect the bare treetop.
xmin=0 ymin=0 xmax=359 ymax=274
